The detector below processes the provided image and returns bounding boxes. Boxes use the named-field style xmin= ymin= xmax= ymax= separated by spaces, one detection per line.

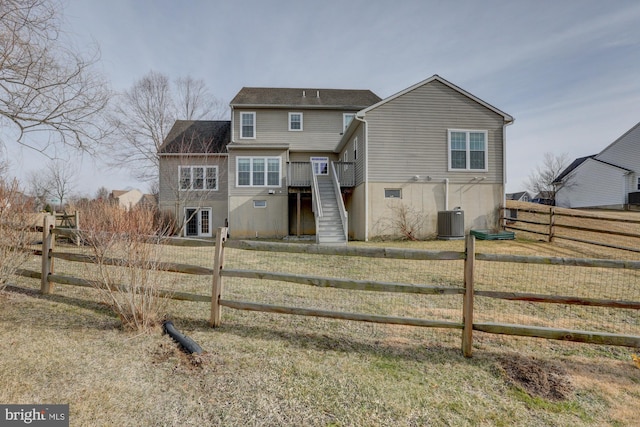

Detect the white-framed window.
xmin=240 ymin=112 xmax=256 ymax=139
xmin=385 ymin=189 xmax=402 ymax=199
xmin=448 ymin=130 xmax=488 ymax=171
xmin=179 ymin=166 xmax=218 ymax=191
xmin=253 ymin=200 xmax=267 ymax=208
xmin=237 ymin=157 xmax=281 ymax=187
xmin=636 ymin=177 xmax=640 ymax=191
xmin=343 ymin=113 xmax=355 ymax=131
xmin=353 ymin=136 xmax=358 ymax=160
xmin=288 ymin=112 xmax=303 ymax=131
xmin=311 ymin=157 xmax=328 ymax=175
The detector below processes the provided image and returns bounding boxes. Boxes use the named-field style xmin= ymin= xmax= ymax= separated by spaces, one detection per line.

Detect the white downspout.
xmin=355 ymin=114 xmax=369 ymax=241
xmin=444 ymin=178 xmax=449 ymax=211
xmin=502 ymin=118 xmax=514 ymax=227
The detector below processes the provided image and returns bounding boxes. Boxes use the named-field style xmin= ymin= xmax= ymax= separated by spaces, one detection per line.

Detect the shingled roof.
xmin=159 ymin=120 xmax=230 ymax=154
xmin=230 ymin=87 xmax=381 ymax=109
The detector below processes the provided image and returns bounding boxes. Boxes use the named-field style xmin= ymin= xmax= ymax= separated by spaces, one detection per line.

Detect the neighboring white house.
xmin=555 ymin=121 xmax=640 ymax=209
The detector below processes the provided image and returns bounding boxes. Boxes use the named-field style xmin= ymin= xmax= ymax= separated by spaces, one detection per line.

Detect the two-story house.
xmin=158 ymin=75 xmax=514 ymax=242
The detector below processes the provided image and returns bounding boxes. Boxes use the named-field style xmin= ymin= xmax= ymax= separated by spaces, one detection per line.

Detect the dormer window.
xmin=288 ymin=113 xmax=303 ymax=131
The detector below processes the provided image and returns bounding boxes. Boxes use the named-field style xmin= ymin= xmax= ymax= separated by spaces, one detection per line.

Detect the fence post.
xmin=210 ymin=227 xmax=228 ymax=327
xmin=548 ymin=207 xmax=555 ymax=242
xmin=41 ymin=214 xmax=56 ymax=294
xmin=462 ymin=233 xmax=475 ymax=358
xmin=74 ymin=210 xmax=80 ymax=246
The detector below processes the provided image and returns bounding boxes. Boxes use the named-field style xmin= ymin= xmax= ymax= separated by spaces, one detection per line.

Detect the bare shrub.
xmin=79 ymin=201 xmax=170 ymax=331
xmin=155 ymin=209 xmax=178 ymax=236
xmin=376 ymin=202 xmax=425 ymax=241
xmin=0 ymin=180 xmax=34 ymax=291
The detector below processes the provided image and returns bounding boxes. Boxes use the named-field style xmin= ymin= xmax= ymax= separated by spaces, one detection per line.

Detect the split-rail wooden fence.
xmin=15 ymin=219 xmax=640 ymax=358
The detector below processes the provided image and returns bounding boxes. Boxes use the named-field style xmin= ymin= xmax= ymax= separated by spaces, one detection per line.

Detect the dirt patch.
xmin=498 ymin=354 xmax=573 ymax=401
xmin=151 ymin=341 xmax=213 ymax=372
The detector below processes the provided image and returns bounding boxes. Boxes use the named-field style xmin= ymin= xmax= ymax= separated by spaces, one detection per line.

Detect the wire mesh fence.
xmin=13 ymin=221 xmax=640 ymax=352
xmin=221 ymin=245 xmax=466 ymax=345
xmin=474 ymin=259 xmax=640 ymax=336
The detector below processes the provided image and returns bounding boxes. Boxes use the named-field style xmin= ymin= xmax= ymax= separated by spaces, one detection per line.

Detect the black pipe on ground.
xmin=162 ymin=320 xmax=203 ymax=354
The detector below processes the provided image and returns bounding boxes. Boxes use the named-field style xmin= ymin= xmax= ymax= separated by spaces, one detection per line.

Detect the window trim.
xmin=384 ymin=189 xmax=402 ymax=199
xmin=288 ymin=112 xmax=303 ymax=131
xmin=311 ymin=157 xmax=329 ymax=176
xmin=179 ymin=165 xmax=218 ymax=191
xmin=343 ymin=113 xmax=355 ymax=131
xmin=240 ymin=112 xmax=256 ymax=139
xmin=447 ymin=129 xmax=488 ymax=172
xmin=236 ymin=156 xmax=282 ymax=187
xmin=253 ymin=200 xmax=267 ymax=208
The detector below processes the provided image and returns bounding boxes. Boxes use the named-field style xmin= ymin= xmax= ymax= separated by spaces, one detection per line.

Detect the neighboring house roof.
xmin=532 ymin=191 xmax=555 ymax=201
xmin=159 ymin=120 xmax=230 ymax=154
xmin=553 ymin=155 xmax=631 ymax=184
xmin=553 ymin=155 xmax=596 ymax=184
xmin=506 ymin=191 xmax=530 ymax=201
xmin=357 ymin=75 xmax=514 ymax=124
xmin=230 ymin=87 xmax=381 ymax=109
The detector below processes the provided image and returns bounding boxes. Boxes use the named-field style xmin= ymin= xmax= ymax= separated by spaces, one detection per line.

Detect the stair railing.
xmin=331 ymin=162 xmax=349 ymax=242
xmin=311 ymin=169 xmax=323 ymax=244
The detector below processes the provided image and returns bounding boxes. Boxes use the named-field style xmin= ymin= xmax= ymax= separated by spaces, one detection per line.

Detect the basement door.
xmin=184 ymin=208 xmax=212 ymax=237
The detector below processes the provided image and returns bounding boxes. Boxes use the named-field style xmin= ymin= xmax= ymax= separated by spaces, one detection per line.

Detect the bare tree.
xmin=94 ymin=186 xmax=110 ymax=201
xmin=108 ymin=71 xmax=226 ymax=183
xmin=0 ymin=0 xmax=111 ymax=154
xmin=525 ymin=152 xmax=573 ymax=204
xmin=175 ymin=76 xmax=226 ymax=121
xmin=27 ymin=159 xmax=77 ymax=210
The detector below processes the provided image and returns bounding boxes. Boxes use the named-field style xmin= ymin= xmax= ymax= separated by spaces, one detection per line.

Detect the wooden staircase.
xmin=315 ymin=175 xmax=347 ymax=245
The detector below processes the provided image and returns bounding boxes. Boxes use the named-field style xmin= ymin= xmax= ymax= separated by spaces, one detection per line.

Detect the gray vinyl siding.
xmin=364 ymin=80 xmax=505 ymax=183
xmin=227 ymin=147 xmax=289 ymax=197
xmin=338 ymin=122 xmax=366 ymax=185
xmin=233 ymin=108 xmax=355 ymax=151
xmin=158 ymin=155 xmax=229 ymax=205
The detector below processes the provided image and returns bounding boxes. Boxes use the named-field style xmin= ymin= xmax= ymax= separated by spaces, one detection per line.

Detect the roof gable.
xmin=358 ymin=75 xmax=514 ymax=123
xmin=594 ymin=120 xmax=640 ymax=165
xmin=230 ymin=87 xmax=381 ymax=109
xmin=159 ymin=120 xmax=230 ymax=154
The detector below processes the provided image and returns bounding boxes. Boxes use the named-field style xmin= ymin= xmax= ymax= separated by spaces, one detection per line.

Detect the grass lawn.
xmin=1 ymin=237 xmax=639 ymax=426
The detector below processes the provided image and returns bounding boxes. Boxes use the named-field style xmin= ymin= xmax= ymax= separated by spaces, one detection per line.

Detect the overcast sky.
xmin=7 ymin=0 xmax=640 ymax=196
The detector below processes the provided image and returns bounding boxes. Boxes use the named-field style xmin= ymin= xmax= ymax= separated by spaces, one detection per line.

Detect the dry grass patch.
xmin=2 ymin=229 xmax=640 ymax=425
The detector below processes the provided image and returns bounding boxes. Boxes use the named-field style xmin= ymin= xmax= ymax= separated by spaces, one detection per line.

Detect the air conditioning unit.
xmin=437 ymin=210 xmax=464 ymax=240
